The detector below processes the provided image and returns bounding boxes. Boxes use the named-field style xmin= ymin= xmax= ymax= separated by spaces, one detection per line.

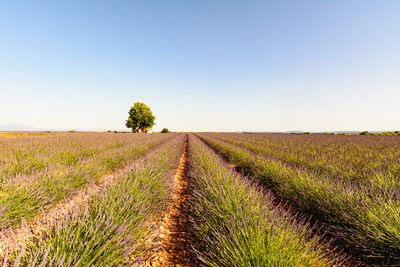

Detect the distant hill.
xmin=0 ymin=123 xmax=131 ymax=132
xmin=0 ymin=123 xmax=51 ymax=131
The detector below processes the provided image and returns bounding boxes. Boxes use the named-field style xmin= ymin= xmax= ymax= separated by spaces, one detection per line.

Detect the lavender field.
xmin=1 ymin=131 xmax=399 ymax=266
xmin=196 ymin=133 xmax=400 ymax=265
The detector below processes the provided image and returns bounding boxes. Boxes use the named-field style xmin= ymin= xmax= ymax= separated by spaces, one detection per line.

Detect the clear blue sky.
xmin=1 ymin=1 xmax=399 ymax=132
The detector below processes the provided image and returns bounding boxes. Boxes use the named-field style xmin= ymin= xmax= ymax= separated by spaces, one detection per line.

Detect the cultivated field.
xmin=0 ymin=132 xmax=399 ymax=266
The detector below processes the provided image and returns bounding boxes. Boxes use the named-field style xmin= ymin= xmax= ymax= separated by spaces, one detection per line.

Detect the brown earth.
xmin=144 ymin=135 xmax=193 ymax=267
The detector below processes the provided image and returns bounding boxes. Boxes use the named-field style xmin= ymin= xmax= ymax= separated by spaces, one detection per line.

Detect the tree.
xmin=126 ymin=102 xmax=155 ymax=133
xmin=161 ymin=128 xmax=169 ymax=133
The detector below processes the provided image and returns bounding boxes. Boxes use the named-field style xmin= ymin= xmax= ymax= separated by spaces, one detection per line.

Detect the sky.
xmin=0 ymin=0 xmax=399 ymax=132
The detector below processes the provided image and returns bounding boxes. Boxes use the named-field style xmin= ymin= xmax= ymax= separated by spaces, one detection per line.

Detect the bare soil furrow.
xmin=144 ymin=135 xmax=193 ymax=267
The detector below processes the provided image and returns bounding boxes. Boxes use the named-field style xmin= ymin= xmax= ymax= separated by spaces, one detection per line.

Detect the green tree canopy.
xmin=125 ymin=102 xmax=156 ymax=133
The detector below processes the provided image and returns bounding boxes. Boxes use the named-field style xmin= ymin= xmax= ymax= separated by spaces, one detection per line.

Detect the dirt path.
xmin=144 ymin=135 xmax=193 ymax=267
xmin=0 ymin=137 xmax=177 ymax=260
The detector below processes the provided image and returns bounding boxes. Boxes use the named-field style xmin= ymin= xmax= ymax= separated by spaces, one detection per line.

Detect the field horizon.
xmin=1 ymin=123 xmax=399 ymax=135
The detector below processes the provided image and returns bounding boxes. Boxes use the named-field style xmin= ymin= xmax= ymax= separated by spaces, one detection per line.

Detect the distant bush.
xmin=383 ymin=132 xmax=397 ymax=135
xmin=113 ymin=130 xmax=118 ymax=133
xmin=364 ymin=131 xmax=399 ymax=136
xmin=161 ymin=128 xmax=169 ymax=133
xmin=68 ymin=130 xmax=76 ymax=133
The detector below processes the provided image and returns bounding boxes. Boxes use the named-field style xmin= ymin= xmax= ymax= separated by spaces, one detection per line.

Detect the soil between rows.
xmin=144 ymin=135 xmax=194 ymax=267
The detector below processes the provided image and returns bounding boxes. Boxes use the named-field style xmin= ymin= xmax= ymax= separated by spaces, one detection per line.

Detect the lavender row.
xmin=0 ymin=133 xmax=176 ymax=229
xmin=5 ymin=134 xmax=185 ymax=266
xmin=186 ymin=135 xmax=333 ymax=266
xmin=197 ymin=134 xmax=400 ymax=264
xmin=207 ymin=133 xmax=400 ymax=184
xmin=0 ymin=133 xmax=166 ymax=179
